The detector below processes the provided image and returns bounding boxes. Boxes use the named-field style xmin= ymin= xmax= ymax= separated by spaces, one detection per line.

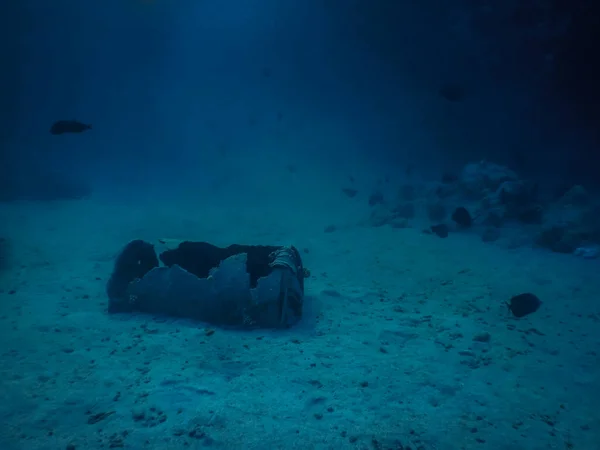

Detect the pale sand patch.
xmin=0 ymin=194 xmax=598 ymax=450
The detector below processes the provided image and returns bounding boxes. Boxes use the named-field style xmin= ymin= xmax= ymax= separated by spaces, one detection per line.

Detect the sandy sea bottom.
xmin=0 ymin=191 xmax=599 ymax=450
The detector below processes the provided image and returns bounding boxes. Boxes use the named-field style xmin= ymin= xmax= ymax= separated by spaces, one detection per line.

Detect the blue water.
xmin=1 ymin=1 xmax=599 ymax=449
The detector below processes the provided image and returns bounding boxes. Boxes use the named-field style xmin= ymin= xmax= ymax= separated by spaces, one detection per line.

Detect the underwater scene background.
xmin=1 ymin=1 xmax=599 ymax=449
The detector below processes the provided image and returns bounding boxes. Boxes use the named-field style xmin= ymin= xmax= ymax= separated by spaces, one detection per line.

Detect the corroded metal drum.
xmin=106 ymin=240 xmax=306 ymax=328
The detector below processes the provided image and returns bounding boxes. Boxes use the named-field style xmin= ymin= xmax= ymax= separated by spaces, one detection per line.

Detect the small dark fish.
xmin=507 ymin=293 xmax=541 ymax=318
xmin=342 ymin=188 xmax=358 ymax=198
xmin=431 ymin=224 xmax=449 ymax=238
xmin=50 ymin=120 xmax=92 ymax=135
xmin=451 ymin=207 xmax=472 ymax=228
xmin=368 ymin=191 xmax=384 ymax=207
xmin=441 ymin=172 xmax=458 ymax=184
xmin=439 ymin=83 xmax=465 ymax=102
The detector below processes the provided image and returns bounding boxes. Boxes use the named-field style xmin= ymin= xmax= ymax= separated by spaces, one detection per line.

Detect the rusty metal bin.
xmin=106 ymin=240 xmax=306 ymax=328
